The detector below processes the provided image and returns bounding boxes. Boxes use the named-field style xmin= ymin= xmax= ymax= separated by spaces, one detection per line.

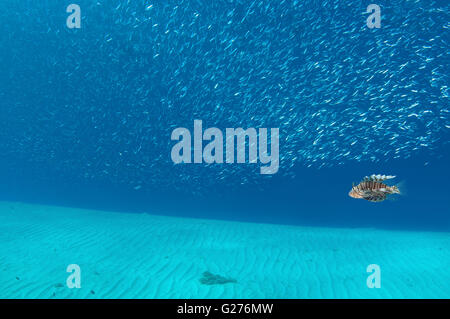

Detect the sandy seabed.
xmin=0 ymin=201 xmax=448 ymax=299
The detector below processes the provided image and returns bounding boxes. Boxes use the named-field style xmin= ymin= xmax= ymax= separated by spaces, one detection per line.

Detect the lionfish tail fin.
xmin=395 ymin=180 xmax=406 ymax=195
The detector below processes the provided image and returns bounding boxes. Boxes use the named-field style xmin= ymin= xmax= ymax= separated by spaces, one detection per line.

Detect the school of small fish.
xmin=0 ymin=0 xmax=448 ymax=192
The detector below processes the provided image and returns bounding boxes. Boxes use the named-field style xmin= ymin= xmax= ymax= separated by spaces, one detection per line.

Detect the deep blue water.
xmin=0 ymin=0 xmax=449 ymax=231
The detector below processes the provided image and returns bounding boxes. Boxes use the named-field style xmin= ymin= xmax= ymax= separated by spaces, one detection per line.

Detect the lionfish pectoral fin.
xmin=364 ymin=192 xmax=387 ymax=202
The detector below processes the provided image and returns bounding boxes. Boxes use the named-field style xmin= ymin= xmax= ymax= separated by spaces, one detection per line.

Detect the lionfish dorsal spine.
xmin=368 ymin=174 xmax=396 ymax=182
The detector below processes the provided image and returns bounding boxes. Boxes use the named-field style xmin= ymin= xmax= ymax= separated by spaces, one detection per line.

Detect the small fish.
xmin=349 ymin=174 xmax=400 ymax=202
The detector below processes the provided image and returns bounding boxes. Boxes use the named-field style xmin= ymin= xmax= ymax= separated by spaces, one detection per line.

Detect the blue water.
xmin=1 ymin=0 xmax=448 ymax=231
xmin=0 ymin=0 xmax=449 ymax=299
xmin=0 ymin=1 xmax=450 ymax=220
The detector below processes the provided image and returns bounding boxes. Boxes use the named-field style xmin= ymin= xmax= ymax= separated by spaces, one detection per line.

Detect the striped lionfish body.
xmin=349 ymin=174 xmax=400 ymax=202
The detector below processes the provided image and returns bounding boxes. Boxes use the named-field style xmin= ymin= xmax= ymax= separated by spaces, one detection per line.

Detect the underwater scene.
xmin=0 ymin=0 xmax=449 ymax=299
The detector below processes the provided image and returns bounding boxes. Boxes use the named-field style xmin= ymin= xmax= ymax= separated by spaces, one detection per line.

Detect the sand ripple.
xmin=0 ymin=201 xmax=449 ymax=298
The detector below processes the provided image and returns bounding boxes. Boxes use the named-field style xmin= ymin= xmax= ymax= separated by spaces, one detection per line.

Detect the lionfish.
xmin=349 ymin=174 xmax=400 ymax=202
